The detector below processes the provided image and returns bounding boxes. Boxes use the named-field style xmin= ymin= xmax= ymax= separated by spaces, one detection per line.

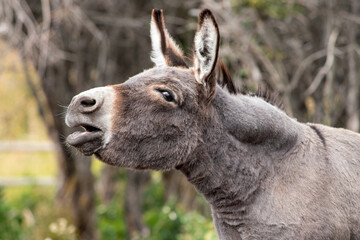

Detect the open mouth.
xmin=66 ymin=124 xmax=104 ymax=156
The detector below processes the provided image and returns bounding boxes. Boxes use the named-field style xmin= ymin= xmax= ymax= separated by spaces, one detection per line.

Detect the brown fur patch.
xmin=110 ymin=84 xmax=124 ymax=131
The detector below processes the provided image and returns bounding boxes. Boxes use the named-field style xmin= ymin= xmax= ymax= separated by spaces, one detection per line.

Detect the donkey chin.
xmin=65 ymin=86 xmax=115 ymax=156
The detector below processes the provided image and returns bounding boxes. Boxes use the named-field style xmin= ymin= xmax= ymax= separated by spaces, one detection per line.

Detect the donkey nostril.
xmin=80 ymin=98 xmax=96 ymax=107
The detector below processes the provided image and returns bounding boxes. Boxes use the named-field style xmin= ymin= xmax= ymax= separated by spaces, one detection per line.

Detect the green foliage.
xmin=178 ymin=211 xmax=217 ymax=240
xmin=141 ymin=173 xmax=182 ymax=239
xmin=11 ymin=186 xmax=51 ymax=211
xmin=143 ymin=199 xmax=182 ymax=240
xmin=141 ymin=173 xmax=216 ymax=240
xmin=0 ymin=187 xmax=25 ymax=240
xmin=97 ymin=198 xmax=126 ymax=240
xmin=144 ymin=200 xmax=217 ymax=240
xmin=2 ymin=172 xmax=216 ymax=240
xmin=2 ymin=186 xmax=77 ymax=240
xmin=96 ymin=172 xmax=216 ymax=240
xmin=232 ymin=0 xmax=304 ymax=19
xmin=142 ymin=172 xmax=165 ymax=210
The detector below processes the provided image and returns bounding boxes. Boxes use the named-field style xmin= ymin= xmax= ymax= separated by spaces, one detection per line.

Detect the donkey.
xmin=65 ymin=9 xmax=360 ymax=239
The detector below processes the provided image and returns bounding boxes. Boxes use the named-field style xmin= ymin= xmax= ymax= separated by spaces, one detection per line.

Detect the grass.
xmin=0 ymin=150 xmax=217 ymax=240
xmin=0 ymin=150 xmax=106 ymax=177
xmin=0 ymin=152 xmax=57 ymax=177
xmin=0 ymin=150 xmax=106 ymax=201
xmin=0 ymin=151 xmax=56 ymax=201
xmin=0 ymin=150 xmax=109 ymax=240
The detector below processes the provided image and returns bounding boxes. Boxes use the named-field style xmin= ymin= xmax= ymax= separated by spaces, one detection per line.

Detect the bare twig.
xmin=289 ymin=49 xmax=327 ymax=91
xmin=249 ymin=41 xmax=284 ymax=91
xmin=305 ymin=28 xmax=339 ymax=96
xmin=340 ymin=11 xmax=360 ymax=25
xmin=38 ymin=0 xmax=51 ymax=80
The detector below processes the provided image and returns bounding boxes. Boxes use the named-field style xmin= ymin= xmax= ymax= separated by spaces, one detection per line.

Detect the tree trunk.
xmin=42 ymin=64 xmax=97 ymax=240
xmin=99 ymin=166 xmax=119 ymax=204
xmin=346 ymin=0 xmax=359 ymax=132
xmin=20 ymin=50 xmax=97 ymax=239
xmin=124 ymin=170 xmax=151 ymax=239
xmin=163 ymin=171 xmax=199 ymax=210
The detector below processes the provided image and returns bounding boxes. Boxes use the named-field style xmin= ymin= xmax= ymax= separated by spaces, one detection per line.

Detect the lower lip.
xmin=67 ymin=130 xmax=103 ymax=146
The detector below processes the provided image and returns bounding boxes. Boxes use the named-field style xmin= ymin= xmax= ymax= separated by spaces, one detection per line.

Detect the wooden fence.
xmin=0 ymin=141 xmax=55 ymax=152
xmin=0 ymin=141 xmax=56 ymax=186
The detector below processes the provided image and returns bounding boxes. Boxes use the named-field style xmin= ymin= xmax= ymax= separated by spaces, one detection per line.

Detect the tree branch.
xmin=305 ymin=28 xmax=339 ymax=96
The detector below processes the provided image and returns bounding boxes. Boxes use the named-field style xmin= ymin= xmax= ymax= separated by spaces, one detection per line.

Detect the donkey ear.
xmin=150 ymin=9 xmax=187 ymax=67
xmin=193 ymin=9 xmax=220 ymax=87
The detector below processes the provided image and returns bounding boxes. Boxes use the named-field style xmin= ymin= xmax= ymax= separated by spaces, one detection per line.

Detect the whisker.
xmin=57 ymin=103 xmax=68 ymax=110
xmin=56 ymin=110 xmax=68 ymax=118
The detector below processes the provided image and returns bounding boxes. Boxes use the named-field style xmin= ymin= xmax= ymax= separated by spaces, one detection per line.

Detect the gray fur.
xmin=65 ymin=9 xmax=360 ymax=239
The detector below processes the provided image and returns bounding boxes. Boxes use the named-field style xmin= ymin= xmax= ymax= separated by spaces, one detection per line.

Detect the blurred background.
xmin=0 ymin=0 xmax=359 ymax=239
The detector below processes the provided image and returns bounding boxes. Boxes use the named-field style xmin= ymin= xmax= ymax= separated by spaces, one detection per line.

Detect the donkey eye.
xmin=154 ymin=88 xmax=177 ymax=103
xmin=161 ymin=91 xmax=174 ymax=102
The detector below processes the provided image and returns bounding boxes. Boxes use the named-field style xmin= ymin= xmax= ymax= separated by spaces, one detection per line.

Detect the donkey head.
xmin=66 ymin=9 xmax=221 ymax=170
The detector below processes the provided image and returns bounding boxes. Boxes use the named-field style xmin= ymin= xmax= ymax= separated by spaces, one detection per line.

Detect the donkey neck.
xmin=214 ymin=88 xmax=301 ymax=149
xmin=178 ymin=87 xmax=303 ymax=220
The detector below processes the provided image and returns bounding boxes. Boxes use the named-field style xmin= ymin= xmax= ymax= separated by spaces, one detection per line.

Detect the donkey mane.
xmin=216 ymin=61 xmax=284 ymax=110
xmin=243 ymin=88 xmax=284 ymax=110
